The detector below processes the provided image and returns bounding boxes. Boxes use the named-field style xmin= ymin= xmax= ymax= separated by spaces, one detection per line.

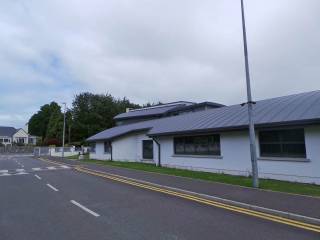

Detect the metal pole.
xmin=240 ymin=0 xmax=259 ymax=188
xmin=62 ymin=102 xmax=66 ymax=159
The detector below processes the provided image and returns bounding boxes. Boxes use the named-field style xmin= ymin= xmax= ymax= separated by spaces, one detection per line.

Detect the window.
xmin=4 ymin=138 xmax=9 ymax=143
xmin=90 ymin=143 xmax=96 ymax=153
xmin=259 ymin=129 xmax=306 ymax=158
xmin=104 ymin=141 xmax=111 ymax=153
xmin=142 ymin=140 xmax=153 ymax=159
xmin=174 ymin=135 xmax=221 ymax=156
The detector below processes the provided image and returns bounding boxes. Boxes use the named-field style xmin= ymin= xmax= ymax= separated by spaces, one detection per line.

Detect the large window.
xmin=259 ymin=129 xmax=306 ymax=158
xmin=142 ymin=140 xmax=153 ymax=159
xmin=174 ymin=135 xmax=221 ymax=156
xmin=104 ymin=141 xmax=111 ymax=153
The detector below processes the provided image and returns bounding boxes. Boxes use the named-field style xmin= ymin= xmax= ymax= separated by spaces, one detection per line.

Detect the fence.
xmin=33 ymin=146 xmax=90 ymax=157
xmin=0 ymin=146 xmax=35 ymax=154
xmin=33 ymin=147 xmax=50 ymax=157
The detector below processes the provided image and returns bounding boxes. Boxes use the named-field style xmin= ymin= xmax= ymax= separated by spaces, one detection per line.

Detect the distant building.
xmin=87 ymin=91 xmax=320 ymax=184
xmin=0 ymin=126 xmax=38 ymax=146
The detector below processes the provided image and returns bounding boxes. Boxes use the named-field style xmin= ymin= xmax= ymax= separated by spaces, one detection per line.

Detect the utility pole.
xmin=62 ymin=102 xmax=66 ymax=159
xmin=240 ymin=0 xmax=259 ymax=187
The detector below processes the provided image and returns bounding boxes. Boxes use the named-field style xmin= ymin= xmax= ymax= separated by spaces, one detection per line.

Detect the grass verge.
xmin=80 ymin=159 xmax=320 ymax=197
xmin=67 ymin=153 xmax=90 ymax=160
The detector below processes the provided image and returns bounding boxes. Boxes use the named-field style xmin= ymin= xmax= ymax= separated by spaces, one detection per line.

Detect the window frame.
xmin=90 ymin=143 xmax=96 ymax=153
xmin=173 ymin=134 xmax=221 ymax=156
xmin=104 ymin=141 xmax=111 ymax=154
xmin=259 ymin=128 xmax=306 ymax=159
xmin=142 ymin=140 xmax=154 ymax=160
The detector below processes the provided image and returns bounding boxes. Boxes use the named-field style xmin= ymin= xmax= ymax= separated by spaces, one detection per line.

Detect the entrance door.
xmin=142 ymin=140 xmax=153 ymax=160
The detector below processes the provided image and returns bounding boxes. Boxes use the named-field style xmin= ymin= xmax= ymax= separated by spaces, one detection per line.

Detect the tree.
xmin=46 ymin=103 xmax=63 ymax=139
xmin=71 ymin=93 xmax=139 ymax=142
xmin=28 ymin=102 xmax=62 ymax=141
xmin=28 ymin=93 xmax=146 ymax=145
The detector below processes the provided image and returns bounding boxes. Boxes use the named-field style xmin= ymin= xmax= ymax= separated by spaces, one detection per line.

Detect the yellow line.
xmin=37 ymin=157 xmax=74 ymax=167
xmin=75 ymin=166 xmax=320 ymax=233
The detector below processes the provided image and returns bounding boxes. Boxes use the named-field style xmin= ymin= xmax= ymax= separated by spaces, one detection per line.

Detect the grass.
xmin=79 ymin=159 xmax=320 ymax=197
xmin=67 ymin=153 xmax=90 ymax=160
xmin=66 ymin=154 xmax=79 ymax=160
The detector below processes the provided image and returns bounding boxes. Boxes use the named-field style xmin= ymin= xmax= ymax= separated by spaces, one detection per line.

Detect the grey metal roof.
xmin=166 ymin=101 xmax=225 ymax=113
xmin=0 ymin=126 xmax=17 ymax=137
xmin=87 ymin=90 xmax=320 ymax=141
xmin=148 ymin=90 xmax=320 ymax=136
xmin=113 ymin=102 xmax=193 ymax=120
xmin=87 ymin=119 xmax=158 ymax=142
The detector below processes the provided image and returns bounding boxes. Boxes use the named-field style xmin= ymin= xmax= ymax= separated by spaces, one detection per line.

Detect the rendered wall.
xmin=158 ymin=126 xmax=320 ymax=184
xmin=112 ymin=131 xmax=154 ymax=162
xmin=90 ymin=142 xmax=111 ymax=160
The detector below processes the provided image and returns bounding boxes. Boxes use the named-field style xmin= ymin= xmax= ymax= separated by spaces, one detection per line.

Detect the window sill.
xmin=258 ymin=157 xmax=310 ymax=162
xmin=141 ymin=159 xmax=155 ymax=162
xmin=172 ymin=154 xmax=223 ymax=159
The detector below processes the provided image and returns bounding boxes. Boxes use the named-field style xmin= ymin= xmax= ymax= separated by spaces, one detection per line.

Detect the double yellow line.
xmin=75 ymin=166 xmax=320 ymax=233
xmin=36 ymin=157 xmax=320 ymax=233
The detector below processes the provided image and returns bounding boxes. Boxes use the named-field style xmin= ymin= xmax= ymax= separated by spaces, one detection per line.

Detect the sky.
xmin=1 ymin=0 xmax=319 ymax=128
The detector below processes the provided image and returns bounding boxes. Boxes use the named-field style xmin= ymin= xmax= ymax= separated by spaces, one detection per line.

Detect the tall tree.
xmin=46 ymin=104 xmax=63 ymax=139
xmin=72 ymin=93 xmax=139 ymax=142
xmin=28 ymin=102 xmax=62 ymax=141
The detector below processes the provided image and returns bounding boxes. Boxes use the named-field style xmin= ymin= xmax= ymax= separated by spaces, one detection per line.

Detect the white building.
xmin=87 ymin=91 xmax=320 ymax=184
xmin=0 ymin=126 xmax=38 ymax=146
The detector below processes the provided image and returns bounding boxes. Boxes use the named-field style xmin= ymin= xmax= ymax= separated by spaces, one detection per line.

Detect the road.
xmin=0 ymin=155 xmax=319 ymax=240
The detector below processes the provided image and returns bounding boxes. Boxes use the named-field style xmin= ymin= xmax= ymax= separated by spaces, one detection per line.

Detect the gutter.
xmin=110 ymin=142 xmax=113 ymax=161
xmin=152 ymin=137 xmax=161 ymax=167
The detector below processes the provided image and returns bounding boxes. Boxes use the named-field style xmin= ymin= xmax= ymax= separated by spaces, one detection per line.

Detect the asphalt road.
xmin=0 ymin=155 xmax=319 ymax=240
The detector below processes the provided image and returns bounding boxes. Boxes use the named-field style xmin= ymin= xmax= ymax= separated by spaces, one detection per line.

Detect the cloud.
xmin=0 ymin=0 xmax=319 ymax=127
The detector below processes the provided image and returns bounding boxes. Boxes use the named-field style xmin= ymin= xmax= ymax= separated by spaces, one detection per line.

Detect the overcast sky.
xmin=1 ymin=0 xmax=319 ymax=128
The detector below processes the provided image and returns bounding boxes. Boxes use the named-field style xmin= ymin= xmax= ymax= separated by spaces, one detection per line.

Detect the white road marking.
xmin=0 ymin=170 xmax=8 ymax=173
xmin=16 ymin=169 xmax=25 ymax=172
xmin=0 ymin=173 xmax=10 ymax=176
xmin=60 ymin=165 xmax=70 ymax=169
xmin=70 ymin=200 xmax=100 ymax=217
xmin=47 ymin=166 xmax=56 ymax=170
xmin=35 ymin=174 xmax=41 ymax=180
xmin=15 ymin=172 xmax=28 ymax=175
xmin=32 ymin=168 xmax=42 ymax=171
xmin=46 ymin=184 xmax=59 ymax=192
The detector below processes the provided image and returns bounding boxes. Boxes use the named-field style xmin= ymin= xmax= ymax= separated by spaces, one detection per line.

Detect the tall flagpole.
xmin=240 ymin=0 xmax=259 ymax=187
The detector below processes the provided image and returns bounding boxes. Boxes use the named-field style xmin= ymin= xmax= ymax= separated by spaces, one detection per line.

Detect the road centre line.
xmin=70 ymin=200 xmax=100 ymax=217
xmin=75 ymin=166 xmax=320 ymax=233
xmin=46 ymin=183 xmax=59 ymax=192
xmin=34 ymin=174 xmax=41 ymax=180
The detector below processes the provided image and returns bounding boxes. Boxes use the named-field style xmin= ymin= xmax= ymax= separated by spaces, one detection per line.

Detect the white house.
xmin=0 ymin=126 xmax=38 ymax=146
xmin=87 ymin=91 xmax=320 ymax=184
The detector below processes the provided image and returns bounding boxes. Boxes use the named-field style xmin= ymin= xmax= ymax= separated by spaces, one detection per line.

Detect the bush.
xmin=43 ymin=138 xmax=61 ymax=146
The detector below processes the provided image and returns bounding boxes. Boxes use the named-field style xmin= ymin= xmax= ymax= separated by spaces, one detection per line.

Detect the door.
xmin=142 ymin=140 xmax=153 ymax=160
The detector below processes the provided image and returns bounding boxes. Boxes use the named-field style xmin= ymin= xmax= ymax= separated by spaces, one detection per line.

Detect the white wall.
xmin=90 ymin=142 xmax=111 ymax=160
xmin=0 ymin=136 xmax=12 ymax=146
xmin=158 ymin=126 xmax=320 ymax=184
xmin=13 ymin=129 xmax=29 ymax=144
xmin=112 ymin=131 xmax=154 ymax=162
